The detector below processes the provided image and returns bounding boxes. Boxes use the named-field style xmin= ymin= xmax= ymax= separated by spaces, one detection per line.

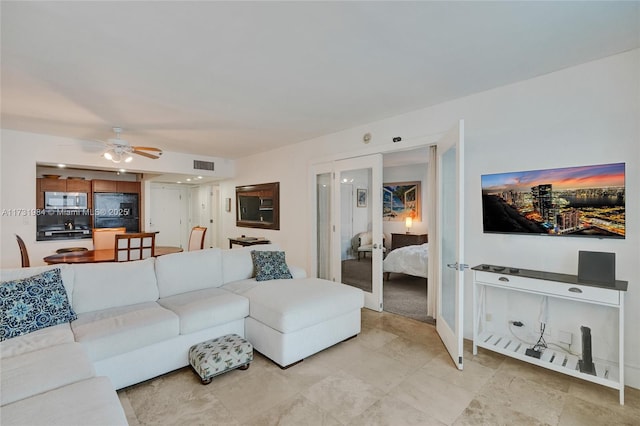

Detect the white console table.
xmin=472 ymin=264 xmax=627 ymax=404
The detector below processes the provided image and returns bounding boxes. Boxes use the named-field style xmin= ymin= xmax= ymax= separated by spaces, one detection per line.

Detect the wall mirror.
xmin=236 ymin=182 xmax=280 ymax=230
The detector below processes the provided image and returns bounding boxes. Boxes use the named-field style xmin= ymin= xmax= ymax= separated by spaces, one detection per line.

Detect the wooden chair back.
xmin=188 ymin=226 xmax=207 ymax=251
xmin=93 ymin=227 xmax=127 ymax=250
xmin=15 ymin=234 xmax=30 ymax=267
xmin=115 ymin=232 xmax=156 ymax=262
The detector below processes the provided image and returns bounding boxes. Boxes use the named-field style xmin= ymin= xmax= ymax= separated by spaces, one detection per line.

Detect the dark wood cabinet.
xmin=39 ymin=178 xmax=66 ymax=192
xmin=92 ymin=179 xmax=140 ymax=194
xmin=116 ymin=181 xmax=140 ymax=194
xmin=391 ymin=233 xmax=428 ymax=250
xmin=92 ymin=179 xmax=118 ymax=193
xmin=65 ymin=179 xmax=91 ymax=193
xmin=37 ymin=178 xmax=140 ymax=210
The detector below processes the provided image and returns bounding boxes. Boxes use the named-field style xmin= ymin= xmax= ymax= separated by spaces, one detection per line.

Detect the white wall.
xmin=220 ymin=50 xmax=639 ymax=387
xmin=0 ymin=130 xmax=234 ymax=267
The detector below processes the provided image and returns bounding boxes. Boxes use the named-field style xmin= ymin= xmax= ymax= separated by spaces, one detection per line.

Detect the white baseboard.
xmin=624 ymin=362 xmax=640 ymax=390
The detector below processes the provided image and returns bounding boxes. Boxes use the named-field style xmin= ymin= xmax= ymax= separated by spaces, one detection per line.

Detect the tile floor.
xmin=118 ymin=310 xmax=640 ymax=425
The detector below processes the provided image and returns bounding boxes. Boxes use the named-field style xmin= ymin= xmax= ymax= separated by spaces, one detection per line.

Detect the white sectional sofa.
xmin=0 ymin=244 xmax=364 ymax=425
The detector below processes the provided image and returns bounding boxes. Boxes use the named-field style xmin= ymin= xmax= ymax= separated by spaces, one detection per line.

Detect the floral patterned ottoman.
xmin=188 ymin=334 xmax=253 ymax=384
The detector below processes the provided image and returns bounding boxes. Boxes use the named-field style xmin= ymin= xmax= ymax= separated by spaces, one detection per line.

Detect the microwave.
xmin=44 ymin=192 xmax=88 ymax=210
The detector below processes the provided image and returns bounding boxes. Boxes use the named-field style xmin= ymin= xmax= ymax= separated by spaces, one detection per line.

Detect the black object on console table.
xmin=228 ymin=237 xmax=271 ymax=249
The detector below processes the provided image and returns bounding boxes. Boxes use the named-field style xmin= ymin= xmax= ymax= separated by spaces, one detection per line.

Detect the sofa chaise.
xmin=1 ymin=244 xmax=364 ymax=425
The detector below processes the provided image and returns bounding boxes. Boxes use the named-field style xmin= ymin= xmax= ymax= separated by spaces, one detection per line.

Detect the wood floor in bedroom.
xmin=118 ymin=309 xmax=639 ymax=425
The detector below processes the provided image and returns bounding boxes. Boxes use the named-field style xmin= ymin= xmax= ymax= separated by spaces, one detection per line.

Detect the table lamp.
xmin=405 ymin=217 xmax=413 ymax=234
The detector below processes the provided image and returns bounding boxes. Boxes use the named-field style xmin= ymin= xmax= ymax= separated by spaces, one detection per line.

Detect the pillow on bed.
xmin=0 ymin=268 xmax=77 ymax=341
xmin=250 ymin=250 xmax=293 ymax=281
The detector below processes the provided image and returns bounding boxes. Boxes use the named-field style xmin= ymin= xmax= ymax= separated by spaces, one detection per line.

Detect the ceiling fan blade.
xmin=132 ymin=149 xmax=161 ymax=159
xmin=131 ymin=146 xmax=162 ymax=152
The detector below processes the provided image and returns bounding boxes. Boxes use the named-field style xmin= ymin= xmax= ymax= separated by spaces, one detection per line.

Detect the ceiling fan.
xmin=98 ymin=127 xmax=163 ymax=163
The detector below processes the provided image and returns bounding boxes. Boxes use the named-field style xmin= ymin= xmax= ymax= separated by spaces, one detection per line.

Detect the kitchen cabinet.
xmin=39 ymin=178 xmax=66 ymax=192
xmin=65 ymin=179 xmax=91 ymax=193
xmin=92 ymin=179 xmax=118 ymax=193
xmin=116 ymin=181 xmax=140 ymax=194
xmin=92 ymin=179 xmax=140 ymax=194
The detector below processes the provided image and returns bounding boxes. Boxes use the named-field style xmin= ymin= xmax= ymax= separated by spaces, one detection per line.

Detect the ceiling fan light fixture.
xmin=99 ymin=127 xmax=162 ymax=162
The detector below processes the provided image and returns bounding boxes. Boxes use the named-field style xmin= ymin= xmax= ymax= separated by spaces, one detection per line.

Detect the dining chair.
xmin=15 ymin=234 xmax=30 ymax=267
xmin=115 ymin=232 xmax=156 ymax=262
xmin=93 ymin=227 xmax=127 ymax=250
xmin=188 ymin=226 xmax=207 ymax=251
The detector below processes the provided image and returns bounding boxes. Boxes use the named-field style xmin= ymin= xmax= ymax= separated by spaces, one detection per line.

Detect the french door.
xmin=312 ymin=154 xmax=383 ymax=311
xmin=437 ymin=120 xmax=466 ymax=369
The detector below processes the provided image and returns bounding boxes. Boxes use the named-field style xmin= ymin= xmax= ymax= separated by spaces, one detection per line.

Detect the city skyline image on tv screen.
xmin=481 ymin=162 xmax=625 ymax=238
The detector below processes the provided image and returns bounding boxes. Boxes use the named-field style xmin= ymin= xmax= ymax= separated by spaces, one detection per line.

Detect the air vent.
xmin=193 ymin=160 xmax=215 ymax=171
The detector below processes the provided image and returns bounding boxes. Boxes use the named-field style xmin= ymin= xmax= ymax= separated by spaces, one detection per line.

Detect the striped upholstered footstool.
xmin=188 ymin=334 xmax=253 ymax=384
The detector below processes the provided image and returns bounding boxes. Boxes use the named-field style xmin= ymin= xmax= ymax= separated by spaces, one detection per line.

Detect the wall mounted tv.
xmin=481 ymin=162 xmax=625 ymax=238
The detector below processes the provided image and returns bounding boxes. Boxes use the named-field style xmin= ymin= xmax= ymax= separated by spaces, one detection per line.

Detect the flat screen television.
xmin=481 ymin=162 xmax=625 ymax=238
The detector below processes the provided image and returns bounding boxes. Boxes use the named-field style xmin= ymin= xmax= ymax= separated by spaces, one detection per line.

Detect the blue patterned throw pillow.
xmin=1 ymin=268 xmax=77 ymax=341
xmin=251 ymin=250 xmax=293 ymax=281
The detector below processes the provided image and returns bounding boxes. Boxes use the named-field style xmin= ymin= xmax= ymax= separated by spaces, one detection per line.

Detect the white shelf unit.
xmin=472 ymin=266 xmax=626 ymax=405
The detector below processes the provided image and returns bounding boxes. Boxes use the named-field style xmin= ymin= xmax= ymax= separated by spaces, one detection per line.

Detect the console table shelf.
xmin=476 ymin=330 xmax=620 ymax=387
xmin=472 ymin=264 xmax=627 ymax=404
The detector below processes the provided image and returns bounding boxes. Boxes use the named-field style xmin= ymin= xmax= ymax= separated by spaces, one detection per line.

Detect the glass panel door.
xmin=437 ymin=120 xmax=465 ymax=369
xmin=316 ymin=172 xmax=332 ymax=280
xmin=334 ymin=154 xmax=383 ymax=311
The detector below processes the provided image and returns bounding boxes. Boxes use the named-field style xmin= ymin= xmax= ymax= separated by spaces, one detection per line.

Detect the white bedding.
xmin=383 ymin=243 xmax=428 ymax=278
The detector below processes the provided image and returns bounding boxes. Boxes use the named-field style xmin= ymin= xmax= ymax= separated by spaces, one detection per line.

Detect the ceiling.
xmin=2 ymin=2 xmax=638 ymax=159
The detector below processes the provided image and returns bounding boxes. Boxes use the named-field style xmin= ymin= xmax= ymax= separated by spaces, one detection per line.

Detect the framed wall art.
xmin=356 ymin=188 xmax=367 ymax=208
xmin=383 ymin=181 xmax=420 ymax=221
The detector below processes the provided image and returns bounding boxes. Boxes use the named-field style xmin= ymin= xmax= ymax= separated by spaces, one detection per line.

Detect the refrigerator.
xmin=93 ymin=193 xmax=140 ymax=232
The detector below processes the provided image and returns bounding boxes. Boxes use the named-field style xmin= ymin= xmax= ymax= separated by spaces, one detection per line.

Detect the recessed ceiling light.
xmin=186 ymin=178 xmax=191 ymax=182
xmin=197 ymin=176 xmax=203 ymax=179
xmin=177 ymin=181 xmax=182 ymax=184
xmin=57 ymin=164 xmax=66 ymax=168
xmin=119 ymin=169 xmax=126 ymax=173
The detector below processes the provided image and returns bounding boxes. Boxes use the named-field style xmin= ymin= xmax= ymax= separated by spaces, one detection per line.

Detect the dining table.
xmin=43 ymin=246 xmax=183 ymax=265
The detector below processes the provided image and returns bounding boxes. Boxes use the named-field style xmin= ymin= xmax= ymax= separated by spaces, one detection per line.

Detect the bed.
xmin=383 ymin=243 xmax=428 ymax=279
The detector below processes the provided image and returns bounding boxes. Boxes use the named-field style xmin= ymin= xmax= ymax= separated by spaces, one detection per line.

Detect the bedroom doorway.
xmin=310 ymin=124 xmax=461 ymax=322
xmin=381 ymin=147 xmax=431 ymax=323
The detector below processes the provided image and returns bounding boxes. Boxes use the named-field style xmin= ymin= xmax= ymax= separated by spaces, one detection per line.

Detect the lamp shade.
xmin=405 ymin=217 xmax=413 ymax=229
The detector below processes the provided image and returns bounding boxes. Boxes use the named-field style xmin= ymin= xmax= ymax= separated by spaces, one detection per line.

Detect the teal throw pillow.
xmin=251 ymin=250 xmax=293 ymax=281
xmin=1 ymin=268 xmax=77 ymax=341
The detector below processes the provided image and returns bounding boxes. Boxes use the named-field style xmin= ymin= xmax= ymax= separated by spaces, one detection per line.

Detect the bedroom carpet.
xmin=341 ymin=258 xmax=429 ymax=323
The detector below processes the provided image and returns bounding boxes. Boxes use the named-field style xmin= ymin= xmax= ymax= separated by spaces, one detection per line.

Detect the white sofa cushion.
xmin=158 ymin=287 xmax=249 ymax=334
xmin=243 ymin=278 xmax=364 ymax=333
xmin=0 ymin=323 xmax=74 ymax=359
xmin=155 ymin=248 xmax=223 ymax=298
xmin=71 ymin=302 xmax=179 ymax=361
xmin=0 ymin=265 xmax=74 ymax=304
xmin=1 ymin=342 xmax=95 ymax=405
xmin=221 ymin=244 xmax=281 ymax=284
xmin=0 ymin=377 xmax=127 ymax=426
xmin=71 ymin=258 xmax=158 ymax=314
xmin=221 ymin=278 xmax=261 ymax=294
